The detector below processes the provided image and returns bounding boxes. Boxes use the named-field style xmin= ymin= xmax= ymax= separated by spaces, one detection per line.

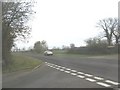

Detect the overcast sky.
xmin=16 ymin=0 xmax=119 ymax=49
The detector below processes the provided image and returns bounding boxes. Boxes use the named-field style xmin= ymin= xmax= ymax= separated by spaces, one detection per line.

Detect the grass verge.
xmin=3 ymin=53 xmax=42 ymax=73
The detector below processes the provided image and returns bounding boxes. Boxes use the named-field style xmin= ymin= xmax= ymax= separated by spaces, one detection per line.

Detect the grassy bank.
xmin=3 ymin=53 xmax=42 ymax=73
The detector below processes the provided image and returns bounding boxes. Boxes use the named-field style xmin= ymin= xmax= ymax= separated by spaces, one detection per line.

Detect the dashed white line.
xmin=86 ymin=78 xmax=96 ymax=82
xmin=60 ymin=69 xmax=64 ymax=71
xmin=66 ymin=68 xmax=71 ymax=70
xmin=105 ymin=80 xmax=119 ymax=85
xmin=45 ymin=62 xmax=118 ymax=88
xmin=77 ymin=75 xmax=85 ymax=78
xmin=64 ymin=71 xmax=70 ymax=73
xmin=85 ymin=74 xmax=93 ymax=77
xmin=57 ymin=66 xmax=61 ymax=68
xmin=71 ymin=70 xmax=77 ymax=72
xmin=77 ymin=72 xmax=84 ymax=74
xmin=71 ymin=73 xmax=77 ymax=76
xmin=47 ymin=65 xmax=51 ymax=67
xmin=52 ymin=66 xmax=56 ymax=68
xmin=56 ymin=68 xmax=60 ymax=70
xmin=96 ymin=82 xmax=111 ymax=87
xmin=61 ymin=67 xmax=66 ymax=69
xmin=49 ymin=66 xmax=53 ymax=67
xmin=94 ymin=76 xmax=104 ymax=80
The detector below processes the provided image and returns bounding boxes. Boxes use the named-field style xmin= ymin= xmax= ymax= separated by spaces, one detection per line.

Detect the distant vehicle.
xmin=44 ymin=50 xmax=53 ymax=56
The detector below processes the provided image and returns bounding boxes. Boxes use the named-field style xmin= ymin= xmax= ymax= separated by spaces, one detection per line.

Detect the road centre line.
xmin=77 ymin=75 xmax=85 ymax=78
xmin=57 ymin=66 xmax=61 ymax=68
xmin=71 ymin=70 xmax=77 ymax=72
xmin=105 ymin=80 xmax=119 ymax=85
xmin=61 ymin=67 xmax=66 ymax=69
xmin=70 ymin=73 xmax=77 ymax=76
xmin=66 ymin=68 xmax=71 ymax=70
xmin=60 ymin=69 xmax=64 ymax=71
xmin=84 ymin=74 xmax=93 ymax=77
xmin=45 ymin=62 xmax=118 ymax=87
xmin=56 ymin=68 xmax=60 ymax=70
xmin=64 ymin=71 xmax=70 ymax=73
xmin=85 ymin=78 xmax=96 ymax=82
xmin=77 ymin=72 xmax=85 ymax=74
xmin=52 ymin=66 xmax=56 ymax=68
xmin=49 ymin=66 xmax=53 ymax=67
xmin=94 ymin=76 xmax=104 ymax=80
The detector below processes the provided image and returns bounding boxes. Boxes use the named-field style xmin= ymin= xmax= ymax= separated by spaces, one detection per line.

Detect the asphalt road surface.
xmin=3 ymin=53 xmax=119 ymax=88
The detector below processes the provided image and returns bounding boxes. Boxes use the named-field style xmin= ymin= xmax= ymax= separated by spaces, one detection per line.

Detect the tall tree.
xmin=34 ymin=40 xmax=48 ymax=53
xmin=2 ymin=2 xmax=34 ymax=67
xmin=70 ymin=43 xmax=75 ymax=49
xmin=96 ymin=18 xmax=118 ymax=45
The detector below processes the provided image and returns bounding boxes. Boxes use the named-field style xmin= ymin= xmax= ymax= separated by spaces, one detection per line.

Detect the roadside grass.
xmin=3 ymin=53 xmax=42 ymax=73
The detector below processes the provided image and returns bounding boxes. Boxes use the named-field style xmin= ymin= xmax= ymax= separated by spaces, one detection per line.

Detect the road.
xmin=3 ymin=53 xmax=119 ymax=88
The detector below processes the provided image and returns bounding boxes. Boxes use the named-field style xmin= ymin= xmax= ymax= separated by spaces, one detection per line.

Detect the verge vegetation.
xmin=3 ymin=53 xmax=42 ymax=73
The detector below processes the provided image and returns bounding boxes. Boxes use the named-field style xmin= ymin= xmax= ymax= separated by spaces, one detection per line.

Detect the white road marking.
xmin=71 ymin=73 xmax=77 ymax=76
xmin=86 ymin=78 xmax=96 ymax=82
xmin=94 ymin=77 xmax=104 ymax=80
xmin=61 ymin=67 xmax=66 ymax=69
xmin=52 ymin=67 xmax=56 ymax=68
xmin=57 ymin=66 xmax=61 ymax=68
xmin=50 ymin=66 xmax=53 ymax=67
xmin=64 ymin=71 xmax=70 ymax=73
xmin=66 ymin=68 xmax=71 ymax=70
xmin=71 ymin=70 xmax=77 ymax=72
xmin=105 ymin=80 xmax=119 ymax=85
xmin=45 ymin=62 xmax=118 ymax=88
xmin=77 ymin=72 xmax=84 ymax=74
xmin=85 ymin=74 xmax=93 ymax=77
xmin=60 ymin=69 xmax=64 ymax=71
xmin=56 ymin=68 xmax=60 ymax=70
xmin=47 ymin=65 xmax=51 ymax=67
xmin=96 ymin=82 xmax=111 ymax=87
xmin=77 ymin=75 xmax=85 ymax=78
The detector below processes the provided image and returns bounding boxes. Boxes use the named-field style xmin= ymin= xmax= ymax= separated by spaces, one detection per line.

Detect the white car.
xmin=44 ymin=50 xmax=53 ymax=56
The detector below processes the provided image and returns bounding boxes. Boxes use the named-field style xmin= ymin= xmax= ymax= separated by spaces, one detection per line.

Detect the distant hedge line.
xmin=67 ymin=46 xmax=118 ymax=55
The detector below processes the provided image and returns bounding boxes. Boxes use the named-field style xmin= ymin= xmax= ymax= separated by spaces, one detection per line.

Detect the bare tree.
xmin=2 ymin=2 xmax=34 ymax=67
xmin=96 ymin=18 xmax=118 ymax=46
